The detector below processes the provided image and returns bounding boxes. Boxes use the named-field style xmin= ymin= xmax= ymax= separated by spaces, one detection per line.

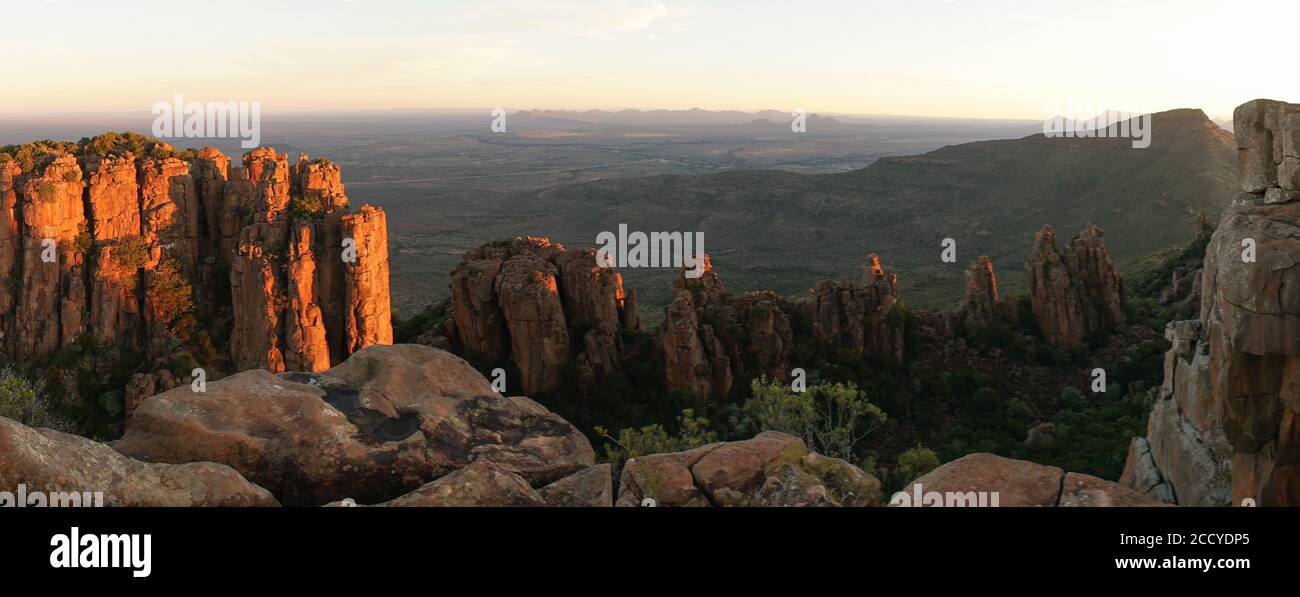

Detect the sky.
xmin=2 ymin=0 xmax=1296 ymax=120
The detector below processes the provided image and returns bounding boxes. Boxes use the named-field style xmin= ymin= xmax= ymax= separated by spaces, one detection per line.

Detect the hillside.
xmin=470 ymin=108 xmax=1234 ymax=314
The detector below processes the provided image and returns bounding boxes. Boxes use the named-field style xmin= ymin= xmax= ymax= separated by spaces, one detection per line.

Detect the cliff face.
xmin=1024 ymin=223 xmax=1125 ymax=346
xmin=792 ymin=254 xmax=904 ymax=363
xmin=444 ymin=237 xmax=640 ymax=396
xmin=660 ymin=256 xmax=798 ymax=401
xmin=958 ymin=255 xmax=999 ymax=321
xmin=0 ymin=141 xmax=393 ymax=409
xmin=1124 ymin=99 xmax=1300 ymax=506
xmin=442 ymin=242 xmax=904 ymax=401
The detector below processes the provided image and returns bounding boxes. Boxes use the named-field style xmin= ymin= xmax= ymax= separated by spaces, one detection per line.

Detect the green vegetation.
xmin=393 ymin=299 xmax=449 ymax=344
xmin=742 ymin=378 xmax=885 ymax=460
xmin=110 ymin=235 xmax=152 ymax=272
xmin=596 ymin=408 xmax=717 ymax=472
xmin=0 ymin=367 xmax=74 ymax=432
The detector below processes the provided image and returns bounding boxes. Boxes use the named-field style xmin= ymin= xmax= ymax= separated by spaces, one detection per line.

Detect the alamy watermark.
xmin=889 ymin=483 xmax=1001 ymax=507
xmin=152 ymin=93 xmax=261 ymax=149
xmin=2 ymin=484 xmax=106 ymax=507
xmin=595 ymin=224 xmax=706 ymax=279
xmin=1042 ymin=98 xmax=1152 ymax=149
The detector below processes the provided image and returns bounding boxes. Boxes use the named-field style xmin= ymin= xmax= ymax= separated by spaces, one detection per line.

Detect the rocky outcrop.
xmin=0 ymin=141 xmax=392 ymax=392
xmin=1024 ymin=224 xmax=1125 ymax=346
xmin=1119 ymin=321 xmax=1232 ymax=506
xmin=228 ymin=149 xmax=392 ymax=373
xmin=658 ymin=256 xmax=798 ymax=400
xmin=86 ymin=155 xmax=143 ymax=349
xmin=0 ymin=416 xmax=277 ymax=506
xmin=901 ymin=453 xmax=1167 ymax=507
xmin=114 ymin=344 xmax=595 ymax=506
xmin=615 ymin=431 xmax=881 ymax=507
xmin=1125 ymin=99 xmax=1300 ymax=506
xmin=1184 ymin=99 xmax=1300 ymax=505
xmin=958 ymin=255 xmax=999 ymax=321
xmin=9 ymin=154 xmax=87 ymax=357
xmin=792 ymin=254 xmax=905 ymax=362
xmin=445 ymin=238 xmax=640 ymax=395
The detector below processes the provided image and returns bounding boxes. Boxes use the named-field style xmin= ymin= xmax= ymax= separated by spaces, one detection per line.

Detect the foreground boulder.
xmin=896 ymin=453 xmax=1166 ymax=507
xmin=615 ymin=431 xmax=881 ymax=507
xmin=325 ymin=461 xmax=614 ymax=507
xmin=114 ymin=344 xmax=595 ymax=506
xmin=0 ymin=417 xmax=277 ymax=506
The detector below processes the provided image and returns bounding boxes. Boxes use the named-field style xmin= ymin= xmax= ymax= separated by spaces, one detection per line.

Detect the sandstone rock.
xmin=616 ymin=432 xmax=881 ymax=507
xmin=793 ymin=254 xmax=904 ymax=361
xmin=659 ymin=291 xmax=717 ymax=399
xmin=221 ymin=147 xmax=393 ymax=373
xmin=13 ymin=153 xmax=86 ymax=358
xmin=243 ymin=147 xmax=290 ymax=223
xmin=447 ymin=237 xmax=638 ymax=395
xmin=283 ymin=221 xmax=330 ymax=372
xmin=450 ymin=256 xmax=510 ymax=360
xmin=735 ymin=291 xmax=794 ymax=381
xmin=959 ymin=255 xmax=998 ymax=320
xmin=376 ymin=460 xmax=547 ymax=507
xmin=1058 ymin=472 xmax=1171 ymax=507
xmin=194 ymin=147 xmax=230 ymax=261
xmin=340 ymin=205 xmax=394 ymax=355
xmin=139 ymin=157 xmax=200 ymax=278
xmin=114 ymin=344 xmax=594 ymax=506
xmin=86 ymin=155 xmax=143 ymax=349
xmin=904 ymin=453 xmax=1064 ymax=506
xmin=1234 ymin=99 xmax=1283 ymax=193
xmin=538 ymin=463 xmax=613 ymax=507
xmin=1119 ymin=437 xmax=1174 ymax=503
xmin=1024 ymin=224 xmax=1124 ymax=346
xmin=0 ymin=162 xmax=20 ymax=322
xmin=1 ymin=416 xmax=277 ymax=507
xmin=229 ymin=222 xmax=286 ymax=372
xmin=495 ymin=253 xmax=570 ymax=394
xmin=615 ymin=443 xmax=716 ymax=507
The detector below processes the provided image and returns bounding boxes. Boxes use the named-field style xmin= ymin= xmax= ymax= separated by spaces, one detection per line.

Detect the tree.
xmin=744 ymin=378 xmax=886 ymax=460
xmin=0 ymin=367 xmax=73 ymax=432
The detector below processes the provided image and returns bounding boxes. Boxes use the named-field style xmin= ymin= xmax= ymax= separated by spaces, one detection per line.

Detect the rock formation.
xmin=1119 ymin=321 xmax=1232 ymax=506
xmin=5 ymin=341 xmax=1172 ymax=507
xmin=227 ymin=148 xmax=392 ymax=373
xmin=792 ymin=254 xmax=905 ymax=362
xmin=904 ymin=453 xmax=1167 ymax=507
xmin=0 ymin=416 xmax=277 ymax=506
xmin=115 ymin=344 xmax=595 ymax=505
xmin=0 ymin=140 xmax=393 ymax=406
xmin=1124 ymin=99 xmax=1300 ymax=506
xmin=958 ymin=255 xmax=999 ymax=321
xmin=1024 ymin=223 xmax=1125 ymax=346
xmin=658 ymin=255 xmax=796 ymax=401
xmin=444 ymin=237 xmax=640 ymax=395
xmin=615 ymin=431 xmax=881 ymax=507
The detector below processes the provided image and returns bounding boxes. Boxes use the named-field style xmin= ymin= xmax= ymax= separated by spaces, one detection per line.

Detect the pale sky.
xmin=2 ymin=0 xmax=1295 ymax=120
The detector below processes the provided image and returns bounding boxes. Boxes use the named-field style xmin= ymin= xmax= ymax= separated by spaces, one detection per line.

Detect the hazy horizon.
xmin=5 ymin=0 xmax=1296 ymax=121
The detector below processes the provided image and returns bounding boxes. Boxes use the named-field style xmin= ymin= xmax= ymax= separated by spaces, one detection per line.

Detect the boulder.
xmin=0 ymin=416 xmax=277 ymax=507
xmin=616 ymin=432 xmax=881 ymax=507
xmin=538 ymin=463 xmax=613 ymax=507
xmin=114 ymin=344 xmax=594 ymax=506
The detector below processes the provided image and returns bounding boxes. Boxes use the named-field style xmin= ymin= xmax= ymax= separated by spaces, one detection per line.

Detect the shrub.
xmin=744 ymin=377 xmax=885 ymax=460
xmin=596 ymin=408 xmax=718 ymax=473
xmin=0 ymin=367 xmax=74 ymax=432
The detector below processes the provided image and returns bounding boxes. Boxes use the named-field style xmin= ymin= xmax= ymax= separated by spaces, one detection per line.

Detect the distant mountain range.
xmin=455 ymin=108 xmax=1235 ymax=313
xmin=512 ymin=108 xmax=830 ymax=127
